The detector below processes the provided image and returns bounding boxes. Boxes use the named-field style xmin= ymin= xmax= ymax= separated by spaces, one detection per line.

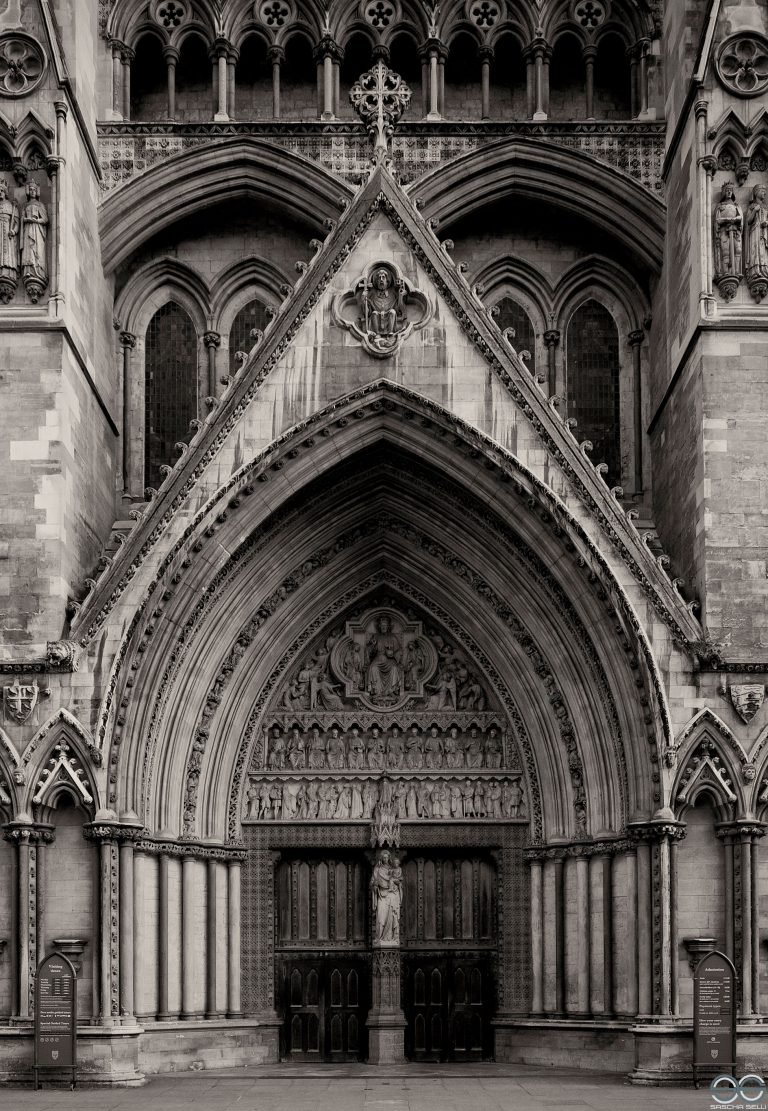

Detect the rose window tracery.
xmin=716 ymin=32 xmax=768 ymax=97
xmin=573 ymin=0 xmax=606 ymax=28
xmin=0 ymin=34 xmax=46 ymax=98
xmin=468 ymin=1 xmax=500 ymax=29
xmin=156 ymin=1 xmax=185 ymax=28
xmin=365 ymin=1 xmax=396 ymax=29
xmin=259 ymin=0 xmax=292 ymax=27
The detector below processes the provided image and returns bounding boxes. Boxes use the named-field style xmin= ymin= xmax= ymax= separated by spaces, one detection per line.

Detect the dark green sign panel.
xmin=34 ymin=953 xmax=77 ymax=1089
xmin=693 ymin=950 xmax=736 ymax=1088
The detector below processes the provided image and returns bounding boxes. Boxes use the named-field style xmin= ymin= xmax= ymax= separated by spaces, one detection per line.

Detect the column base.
xmin=532 ymin=110 xmax=548 ymax=121
xmin=213 ymin=113 xmax=230 ymax=122
xmin=366 ymin=1010 xmax=406 ymax=1064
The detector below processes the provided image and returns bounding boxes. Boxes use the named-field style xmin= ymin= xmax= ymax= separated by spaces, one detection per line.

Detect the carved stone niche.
xmin=332 ymin=260 xmax=431 ymax=358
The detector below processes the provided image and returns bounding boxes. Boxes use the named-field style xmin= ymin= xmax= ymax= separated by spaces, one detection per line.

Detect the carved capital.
xmin=119 ymin=331 xmax=136 ymax=350
xmin=2 ymin=821 xmax=55 ymax=845
xmin=716 ymin=820 xmax=767 ymax=842
xmin=543 ymin=329 xmax=560 ymax=348
xmin=477 ymin=45 xmax=494 ymax=63
xmin=313 ymin=35 xmax=343 ymax=63
xmin=267 ymin=45 xmax=285 ymax=64
xmin=203 ymin=330 xmax=221 ymax=349
xmin=627 ymin=329 xmax=644 ymax=347
xmin=700 ymin=154 xmax=718 ymax=177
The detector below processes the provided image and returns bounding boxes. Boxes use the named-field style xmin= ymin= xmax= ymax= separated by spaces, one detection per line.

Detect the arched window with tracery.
xmin=229 ymin=299 xmax=271 ymax=374
xmin=130 ymin=34 xmax=166 ymax=120
xmin=493 ymin=296 xmax=537 ymax=373
xmin=145 ymin=302 xmax=198 ymax=489
xmin=566 ymin=299 xmax=620 ymax=484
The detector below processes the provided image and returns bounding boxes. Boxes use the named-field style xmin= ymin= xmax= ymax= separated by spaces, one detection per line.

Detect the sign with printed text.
xmin=34 ymin=953 xmax=77 ymax=1075
xmin=693 ymin=950 xmax=736 ymax=1084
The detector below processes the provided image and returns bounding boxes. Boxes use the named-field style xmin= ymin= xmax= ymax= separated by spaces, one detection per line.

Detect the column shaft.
xmin=322 ymin=54 xmax=334 ymax=118
xmin=112 ymin=45 xmax=123 ymax=118
xmin=636 ymin=840 xmax=652 ymax=1014
xmin=271 ymin=52 xmax=282 ymax=117
xmin=206 ymin=859 xmax=218 ymax=1018
xmin=158 ymin=853 xmax=171 ymax=1019
xmin=480 ymin=56 xmax=491 ymax=119
xmin=119 ymin=841 xmax=135 ymax=1022
xmin=585 ymin=52 xmax=595 ymax=119
xmin=428 ymin=52 xmax=439 ymax=119
xmin=741 ymin=838 xmax=754 ymax=1016
xmin=542 ymin=859 xmax=558 ymax=1013
xmin=588 ymin=855 xmax=605 ymax=1014
xmin=529 ymin=859 xmax=544 ymax=1013
xmin=228 ymin=861 xmax=242 ymax=1016
xmin=216 ymin=53 xmax=228 ymax=119
xmin=121 ymin=52 xmax=132 ymax=120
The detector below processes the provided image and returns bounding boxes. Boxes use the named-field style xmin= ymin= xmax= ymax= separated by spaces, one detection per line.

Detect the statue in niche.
xmin=406 ymin=725 xmax=424 ymax=770
xmin=462 ymin=780 xmax=475 ymax=817
xmin=746 ymin=182 xmax=768 ymax=301
xmin=362 ymin=779 xmax=378 ymax=819
xmin=486 ymin=726 xmax=503 ymax=769
xmin=259 ymin=782 xmax=273 ymax=819
xmin=296 ymin=783 xmax=308 ymax=819
xmin=348 ymin=725 xmax=365 ymax=769
xmin=267 ymin=726 xmax=286 ymax=770
xmin=503 ymin=777 xmax=525 ymax=818
xmin=486 ymin=780 xmax=503 ymax=818
xmin=246 ymin=781 xmax=259 ymax=819
xmin=405 ymin=782 xmax=418 ymax=818
xmin=450 ymin=782 xmax=463 ymax=818
xmin=318 ymin=781 xmax=337 ymax=819
xmin=270 ymin=783 xmax=283 ymax=819
xmin=416 ymin=782 xmax=432 ymax=818
xmin=386 ymin=725 xmax=405 ymax=769
xmin=350 ymin=781 xmax=364 ymax=820
xmin=21 ymin=181 xmax=48 ymax=303
xmin=714 ymin=180 xmax=743 ymax=300
xmin=367 ymin=725 xmax=386 ymax=770
xmin=287 ymin=726 xmax=306 ymax=770
xmin=473 ymin=780 xmax=486 ymax=818
xmin=395 ymin=781 xmax=408 ymax=819
xmin=432 ymin=781 xmax=450 ymax=819
xmin=306 ymin=781 xmax=320 ymax=819
xmin=466 ymin=726 xmax=484 ymax=769
xmin=326 ymin=725 xmax=346 ymax=770
xmin=282 ymin=783 xmax=298 ymax=820
xmin=308 ymin=726 xmax=326 ymax=769
xmin=0 ymin=179 xmax=19 ymax=303
xmin=366 ymin=615 xmax=402 ymax=704
xmin=424 ymin=725 xmax=444 ymax=769
xmin=371 ymin=850 xmax=402 ymax=946
xmin=334 ymin=784 xmax=352 ymax=819
xmin=444 ymin=725 xmax=464 ymax=769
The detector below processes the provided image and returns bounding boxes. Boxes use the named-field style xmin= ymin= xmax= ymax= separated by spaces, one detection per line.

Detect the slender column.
xmin=228 ymin=53 xmax=237 ymax=120
xmin=622 ymin=847 xmax=639 ymax=1016
xmin=111 ymin=40 xmax=124 ymax=119
xmin=82 ymin=825 xmax=122 ymax=1027
xmin=628 ymin=329 xmax=644 ymax=495
xmin=670 ymin=836 xmax=680 ymax=1016
xmin=163 ymin=47 xmax=178 ymax=120
xmin=429 ymin=50 xmax=439 ymax=118
xmin=421 ymin=57 xmax=429 ymax=116
xmin=554 ymin=857 xmax=565 ymax=1014
xmin=529 ymin=856 xmax=544 ymax=1014
xmin=629 ymin=46 xmax=639 ymax=118
xmin=543 ymin=328 xmax=560 ymax=398
xmin=206 ymin=859 xmax=218 ymax=1018
xmin=437 ymin=49 xmax=446 ymax=114
xmin=203 ymin=331 xmax=220 ymax=398
xmin=181 ymin=856 xmax=199 ymax=1018
xmin=542 ymin=47 xmax=551 ymax=115
xmin=722 ymin=829 xmax=735 ymax=959
xmin=121 ymin=47 xmax=134 ymax=121
xmin=524 ymin=48 xmax=535 ymax=117
xmin=576 ymin=855 xmax=590 ymax=1014
xmin=157 ymin=853 xmax=171 ymax=1019
xmin=119 ymin=837 xmax=136 ymax=1022
xmin=269 ymin=46 xmax=283 ymax=118
xmin=589 ymin=854 xmax=606 ymax=1014
xmin=532 ymin=40 xmax=548 ymax=120
xmin=584 ymin=45 xmax=596 ymax=120
xmin=314 ymin=37 xmax=340 ymax=120
xmin=211 ymin=57 xmax=217 ymax=114
xmin=635 ymin=838 xmax=652 ymax=1014
xmin=119 ymin=332 xmax=136 ymax=493
xmin=17 ymin=833 xmax=32 ymax=1018
xmin=638 ymin=39 xmax=650 ymax=118
xmin=752 ymin=833 xmax=762 ymax=1018
xmin=227 ymin=859 xmax=242 ymax=1017
xmin=333 ymin=58 xmax=341 ymax=116
xmin=742 ymin=836 xmax=754 ymax=1016
xmin=45 ymin=156 xmax=62 ymax=315
xmin=542 ymin=857 xmax=558 ymax=1013
xmin=214 ymin=39 xmax=229 ymax=121
xmin=479 ymin=46 xmax=492 ymax=119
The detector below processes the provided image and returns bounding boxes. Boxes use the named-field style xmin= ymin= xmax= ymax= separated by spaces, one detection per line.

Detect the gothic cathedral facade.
xmin=0 ymin=0 xmax=767 ymax=1087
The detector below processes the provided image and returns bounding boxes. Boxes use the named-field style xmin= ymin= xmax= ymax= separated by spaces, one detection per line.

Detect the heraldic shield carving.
xmin=332 ymin=260 xmax=431 ymax=358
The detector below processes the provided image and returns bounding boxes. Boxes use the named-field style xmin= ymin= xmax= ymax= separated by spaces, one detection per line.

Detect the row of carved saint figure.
xmin=0 ymin=179 xmax=49 ymax=305
xmin=714 ymin=180 xmax=768 ymax=302
xmin=265 ymin=721 xmax=505 ymax=771
xmin=245 ymin=774 xmax=526 ymax=821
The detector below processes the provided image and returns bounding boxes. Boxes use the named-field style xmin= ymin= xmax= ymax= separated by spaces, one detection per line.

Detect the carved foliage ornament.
xmin=349 ymin=61 xmax=411 ymax=161
xmin=717 ymin=32 xmax=768 ymax=97
xmin=333 ymin=260 xmax=430 ymax=358
xmin=0 ymin=33 xmax=46 ymax=98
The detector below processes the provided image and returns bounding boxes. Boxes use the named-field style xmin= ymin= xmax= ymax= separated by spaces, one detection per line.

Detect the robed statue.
xmin=0 ymin=179 xmax=19 ymax=303
xmin=361 ymin=266 xmax=406 ymax=337
xmin=21 ymin=181 xmax=48 ymax=303
xmin=371 ymin=849 xmax=402 ymax=945
xmin=366 ymin=615 xmax=402 ymax=703
xmin=714 ymin=180 xmax=743 ymax=299
xmin=746 ymin=182 xmax=768 ymax=300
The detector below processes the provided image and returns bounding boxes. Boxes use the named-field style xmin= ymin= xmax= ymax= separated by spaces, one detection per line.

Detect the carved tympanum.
xmin=333 ymin=261 xmax=430 ymax=358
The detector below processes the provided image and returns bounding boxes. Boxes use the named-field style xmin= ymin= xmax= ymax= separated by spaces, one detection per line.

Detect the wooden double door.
xmin=275 ymin=851 xmax=497 ymax=1062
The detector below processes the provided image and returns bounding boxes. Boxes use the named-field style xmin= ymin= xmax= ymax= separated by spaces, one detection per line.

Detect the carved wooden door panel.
xmin=401 ymin=854 xmax=496 ymax=1061
xmin=275 ymin=855 xmax=369 ymax=1062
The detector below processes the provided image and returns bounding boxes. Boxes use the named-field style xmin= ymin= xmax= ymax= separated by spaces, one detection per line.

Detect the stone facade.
xmin=0 ymin=0 xmax=767 ymax=1088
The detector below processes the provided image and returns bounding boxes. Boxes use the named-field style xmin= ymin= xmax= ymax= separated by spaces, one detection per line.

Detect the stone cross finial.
xmin=349 ymin=61 xmax=411 ymax=166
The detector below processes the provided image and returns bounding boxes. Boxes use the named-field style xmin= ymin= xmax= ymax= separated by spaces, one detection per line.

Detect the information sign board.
xmin=693 ymin=950 xmax=736 ymax=1088
xmin=34 ymin=952 xmax=77 ymax=1090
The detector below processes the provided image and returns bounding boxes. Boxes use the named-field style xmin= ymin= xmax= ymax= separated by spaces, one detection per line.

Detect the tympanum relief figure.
xmin=333 ymin=260 xmax=430 ymax=358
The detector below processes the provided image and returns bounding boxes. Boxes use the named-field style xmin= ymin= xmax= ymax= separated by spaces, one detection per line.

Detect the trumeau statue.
xmin=371 ymin=849 xmax=402 ymax=945
xmin=0 ymin=179 xmax=20 ymax=304
xmin=714 ymin=180 xmax=743 ymax=301
xmin=21 ymin=180 xmax=48 ymax=304
xmin=746 ymin=182 xmax=768 ymax=302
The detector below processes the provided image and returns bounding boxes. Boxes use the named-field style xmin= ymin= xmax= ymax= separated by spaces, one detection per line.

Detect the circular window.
xmin=716 ymin=32 xmax=768 ymax=97
xmin=0 ymin=33 xmax=46 ymax=98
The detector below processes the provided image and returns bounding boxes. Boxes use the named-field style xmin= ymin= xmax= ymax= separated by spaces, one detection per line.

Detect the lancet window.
xmin=493 ymin=296 xmax=537 ymax=374
xmin=565 ymin=299 xmax=620 ymax=487
xmin=228 ymin=299 xmax=270 ymax=374
xmin=144 ymin=302 xmax=198 ymax=490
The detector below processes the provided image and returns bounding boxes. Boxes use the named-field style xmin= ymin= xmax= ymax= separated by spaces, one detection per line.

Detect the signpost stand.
xmin=33 ymin=951 xmax=77 ymax=1090
xmin=693 ymin=950 xmax=736 ymax=1089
